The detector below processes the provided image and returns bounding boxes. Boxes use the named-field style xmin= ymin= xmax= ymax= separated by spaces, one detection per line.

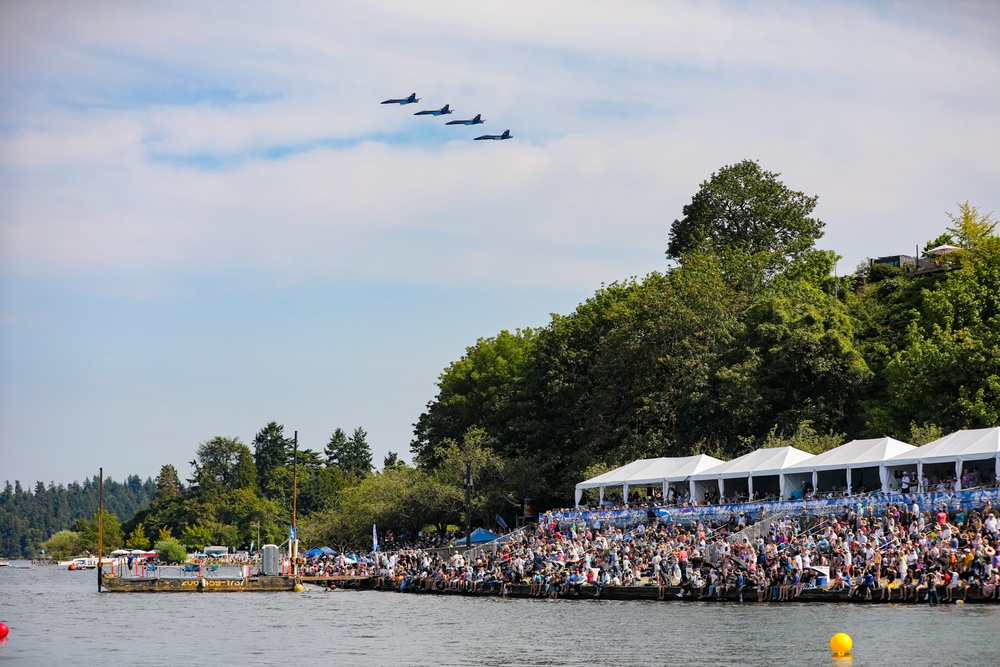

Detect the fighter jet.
xmin=473 ymin=129 xmax=513 ymax=141
xmin=381 ymin=93 xmax=420 ymax=105
xmin=445 ymin=114 xmax=485 ymax=126
xmin=414 ymin=104 xmax=453 ymax=116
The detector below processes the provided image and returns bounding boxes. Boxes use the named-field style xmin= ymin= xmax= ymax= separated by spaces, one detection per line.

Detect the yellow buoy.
xmin=955 ymin=599 xmax=965 ymax=605
xmin=293 ymin=583 xmax=304 ymax=592
xmin=830 ymin=633 xmax=853 ymax=656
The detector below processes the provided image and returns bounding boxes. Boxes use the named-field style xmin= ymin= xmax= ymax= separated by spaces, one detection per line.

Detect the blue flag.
xmin=373 ymin=524 xmax=378 ymax=551
xmin=496 ymin=514 xmax=508 ymax=530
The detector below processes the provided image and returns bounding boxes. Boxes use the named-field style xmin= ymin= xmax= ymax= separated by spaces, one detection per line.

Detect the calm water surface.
xmin=1 ymin=565 xmax=998 ymax=666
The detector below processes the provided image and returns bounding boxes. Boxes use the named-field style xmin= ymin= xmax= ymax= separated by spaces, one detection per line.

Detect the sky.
xmin=1 ymin=1 xmax=998 ymax=488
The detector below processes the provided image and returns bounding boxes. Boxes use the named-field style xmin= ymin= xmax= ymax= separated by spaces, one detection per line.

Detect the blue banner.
xmin=547 ymin=488 xmax=1000 ymax=528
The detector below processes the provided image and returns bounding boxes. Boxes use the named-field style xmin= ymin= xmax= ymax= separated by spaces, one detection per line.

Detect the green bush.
xmin=154 ymin=538 xmax=188 ymax=564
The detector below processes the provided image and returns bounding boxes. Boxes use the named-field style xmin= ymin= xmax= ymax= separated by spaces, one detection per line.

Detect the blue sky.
xmin=2 ymin=1 xmax=998 ymax=486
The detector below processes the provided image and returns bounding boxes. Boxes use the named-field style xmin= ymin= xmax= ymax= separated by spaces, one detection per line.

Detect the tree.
xmin=154 ymin=538 xmax=187 ymax=564
xmin=189 ymin=437 xmax=255 ymax=494
xmin=411 ymin=329 xmax=536 ymax=468
xmin=946 ymin=201 xmax=997 ymax=251
xmin=153 ymin=465 xmax=183 ymax=505
xmin=180 ymin=524 xmax=214 ymax=550
xmin=327 ymin=427 xmax=373 ymax=478
xmin=666 ymin=160 xmax=825 ymax=284
xmin=79 ymin=510 xmax=123 ymax=554
xmin=383 ymin=451 xmax=403 ymax=469
xmin=253 ymin=422 xmax=292 ymax=498
xmin=41 ymin=530 xmax=82 ymax=559
xmin=862 ymin=237 xmax=1000 ymax=437
xmin=325 ymin=428 xmax=348 ymax=466
xmin=125 ymin=522 xmax=150 ymax=550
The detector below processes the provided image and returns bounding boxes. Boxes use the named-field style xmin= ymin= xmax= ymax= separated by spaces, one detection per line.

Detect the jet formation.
xmin=382 ymin=94 xmax=513 ymax=141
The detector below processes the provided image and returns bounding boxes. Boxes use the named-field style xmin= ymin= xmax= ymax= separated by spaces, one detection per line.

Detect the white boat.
xmin=59 ymin=557 xmax=100 ymax=570
xmin=0 ymin=560 xmax=9 ymax=567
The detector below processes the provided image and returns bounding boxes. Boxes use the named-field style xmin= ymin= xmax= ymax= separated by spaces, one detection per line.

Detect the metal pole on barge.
xmin=98 ymin=467 xmax=103 ymax=593
xmin=465 ymin=460 xmax=472 ymax=550
xmin=292 ymin=431 xmax=298 ymax=579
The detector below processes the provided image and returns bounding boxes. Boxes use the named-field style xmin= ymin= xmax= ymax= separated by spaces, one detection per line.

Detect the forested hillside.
xmin=411 ymin=161 xmax=1000 ymax=507
xmin=0 ymin=476 xmax=155 ymax=558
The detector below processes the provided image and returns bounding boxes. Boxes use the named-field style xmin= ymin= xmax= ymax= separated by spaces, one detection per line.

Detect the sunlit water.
xmin=1 ymin=565 xmax=998 ymax=666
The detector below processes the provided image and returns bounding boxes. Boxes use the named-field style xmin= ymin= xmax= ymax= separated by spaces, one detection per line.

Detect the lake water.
xmin=1 ymin=565 xmax=998 ymax=666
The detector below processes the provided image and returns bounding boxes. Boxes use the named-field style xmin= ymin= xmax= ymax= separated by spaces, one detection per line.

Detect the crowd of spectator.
xmin=303 ymin=497 xmax=1000 ymax=604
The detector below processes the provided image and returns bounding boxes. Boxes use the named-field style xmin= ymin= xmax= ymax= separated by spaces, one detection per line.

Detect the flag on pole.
xmin=496 ymin=514 xmax=508 ymax=530
xmin=373 ymin=524 xmax=379 ymax=551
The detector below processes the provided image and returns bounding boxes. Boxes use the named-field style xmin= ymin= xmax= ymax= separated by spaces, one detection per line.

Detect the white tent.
xmin=689 ymin=447 xmax=816 ymax=501
xmin=781 ymin=437 xmax=915 ymax=497
xmin=883 ymin=428 xmax=1000 ymax=491
xmin=574 ymin=455 xmax=724 ymax=506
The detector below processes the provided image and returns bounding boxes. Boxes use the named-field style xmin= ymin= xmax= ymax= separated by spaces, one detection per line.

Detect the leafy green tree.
xmin=910 ymin=422 xmax=944 ymax=446
xmin=411 ymin=329 xmax=536 ymax=468
xmin=760 ymin=421 xmax=845 ymax=455
xmin=298 ymin=465 xmax=348 ymax=515
xmin=383 ymin=451 xmax=403 ymax=469
xmin=180 ymin=524 xmax=214 ymax=550
xmin=125 ymin=522 xmax=150 ymax=550
xmin=79 ymin=510 xmax=123 ymax=554
xmin=863 ymin=236 xmax=1000 ymax=437
xmin=666 ymin=160 xmax=825 ymax=285
xmin=190 ymin=437 xmax=256 ymax=494
xmin=946 ymin=201 xmax=997 ymax=250
xmin=695 ymin=278 xmax=871 ymax=451
xmin=41 ymin=530 xmax=82 ymax=559
xmin=154 ymin=538 xmax=187 ymax=564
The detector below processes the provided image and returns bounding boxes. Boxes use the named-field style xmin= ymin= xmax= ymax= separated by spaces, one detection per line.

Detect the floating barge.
xmin=327 ymin=578 xmax=1000 ymax=605
xmin=102 ymin=573 xmax=300 ymax=592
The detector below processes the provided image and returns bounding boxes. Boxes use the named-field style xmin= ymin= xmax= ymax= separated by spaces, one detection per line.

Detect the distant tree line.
xmin=0 ymin=476 xmax=155 ymax=558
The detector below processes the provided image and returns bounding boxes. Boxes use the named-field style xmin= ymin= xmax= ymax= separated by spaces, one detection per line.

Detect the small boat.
xmin=62 ymin=557 xmax=99 ymax=570
xmin=0 ymin=560 xmax=9 ymax=567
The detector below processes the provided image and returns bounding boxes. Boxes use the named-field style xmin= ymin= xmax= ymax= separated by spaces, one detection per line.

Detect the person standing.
xmin=901 ymin=472 xmax=911 ymax=495
xmin=677 ymin=545 xmax=689 ymax=583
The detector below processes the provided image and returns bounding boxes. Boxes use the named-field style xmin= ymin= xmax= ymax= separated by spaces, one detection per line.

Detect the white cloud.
xmin=2 ymin=0 xmax=999 ymax=481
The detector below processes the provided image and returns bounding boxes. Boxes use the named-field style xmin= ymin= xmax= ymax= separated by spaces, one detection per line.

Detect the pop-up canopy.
xmin=781 ymin=437 xmax=915 ymax=496
xmin=574 ymin=455 xmax=723 ymax=506
xmin=689 ymin=447 xmax=815 ymax=500
xmin=884 ymin=428 xmax=1000 ymax=491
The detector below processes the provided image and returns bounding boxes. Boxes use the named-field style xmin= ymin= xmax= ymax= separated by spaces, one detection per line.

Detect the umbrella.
xmin=130 ymin=549 xmax=145 ymax=556
xmin=303 ymin=548 xmax=324 ymax=558
xmin=926 ymin=244 xmax=963 ymax=256
xmin=320 ymin=546 xmax=337 ymax=556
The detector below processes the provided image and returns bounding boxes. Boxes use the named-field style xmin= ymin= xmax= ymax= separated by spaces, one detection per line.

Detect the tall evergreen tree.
xmin=326 ymin=427 xmax=373 ymax=478
xmin=253 ymin=421 xmax=292 ymax=498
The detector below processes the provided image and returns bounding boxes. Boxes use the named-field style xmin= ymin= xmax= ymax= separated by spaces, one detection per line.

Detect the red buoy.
xmin=0 ymin=622 xmax=9 ymax=638
xmin=68 ymin=563 xmax=77 ymax=570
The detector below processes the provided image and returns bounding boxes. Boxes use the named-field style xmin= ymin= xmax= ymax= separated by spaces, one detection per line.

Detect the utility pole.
xmin=464 ymin=460 xmax=472 ymax=550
